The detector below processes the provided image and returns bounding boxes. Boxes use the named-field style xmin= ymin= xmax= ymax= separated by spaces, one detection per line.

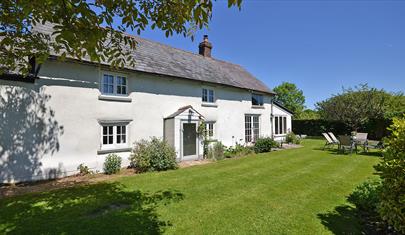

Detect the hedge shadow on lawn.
xmin=0 ymin=182 xmax=184 ymax=234
xmin=312 ymin=147 xmax=381 ymax=157
xmin=317 ymin=205 xmax=364 ymax=235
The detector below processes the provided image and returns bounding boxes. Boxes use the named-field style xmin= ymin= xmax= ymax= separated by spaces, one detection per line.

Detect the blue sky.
xmin=132 ymin=1 xmax=405 ymax=109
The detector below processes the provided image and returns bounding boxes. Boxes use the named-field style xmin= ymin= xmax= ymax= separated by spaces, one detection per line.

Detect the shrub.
xmin=207 ymin=141 xmax=225 ymax=160
xmin=254 ymin=137 xmax=279 ymax=153
xmin=77 ymin=163 xmax=93 ymax=176
xmin=348 ymin=178 xmax=382 ymax=213
xmin=285 ymin=132 xmax=301 ymax=144
xmin=103 ymin=153 xmax=122 ymax=175
xmin=130 ymin=137 xmax=177 ymax=172
xmin=224 ymin=144 xmax=254 ymax=158
xmin=374 ymin=116 xmax=405 ymax=233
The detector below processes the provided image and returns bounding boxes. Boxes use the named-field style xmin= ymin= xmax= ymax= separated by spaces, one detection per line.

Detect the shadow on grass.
xmin=312 ymin=147 xmax=382 ymax=157
xmin=0 ymin=182 xmax=184 ymax=234
xmin=317 ymin=205 xmax=364 ymax=235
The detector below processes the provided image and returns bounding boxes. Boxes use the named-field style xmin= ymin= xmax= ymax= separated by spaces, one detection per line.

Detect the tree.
xmin=0 ymin=0 xmax=242 ymax=75
xmin=316 ymin=84 xmax=404 ymax=130
xmin=297 ymin=109 xmax=320 ymax=120
xmin=273 ymin=82 xmax=305 ymax=118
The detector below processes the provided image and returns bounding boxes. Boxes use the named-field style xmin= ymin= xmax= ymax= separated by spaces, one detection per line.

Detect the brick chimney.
xmin=199 ymin=35 xmax=212 ymax=57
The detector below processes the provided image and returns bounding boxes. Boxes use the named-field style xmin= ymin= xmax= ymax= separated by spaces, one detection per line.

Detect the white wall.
xmin=0 ymin=60 xmax=292 ymax=183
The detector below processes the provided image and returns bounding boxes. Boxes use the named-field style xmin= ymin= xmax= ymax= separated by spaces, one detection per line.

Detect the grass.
xmin=0 ymin=139 xmax=380 ymax=234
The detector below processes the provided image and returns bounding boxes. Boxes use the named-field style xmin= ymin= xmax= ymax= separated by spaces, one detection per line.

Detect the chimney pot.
xmin=199 ymin=35 xmax=212 ymax=57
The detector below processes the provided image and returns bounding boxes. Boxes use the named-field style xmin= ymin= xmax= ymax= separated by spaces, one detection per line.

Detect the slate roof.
xmin=33 ymin=23 xmax=274 ymax=94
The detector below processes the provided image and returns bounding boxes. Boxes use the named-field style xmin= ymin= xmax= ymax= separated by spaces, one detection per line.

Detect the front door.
xmin=183 ymin=123 xmax=197 ymax=159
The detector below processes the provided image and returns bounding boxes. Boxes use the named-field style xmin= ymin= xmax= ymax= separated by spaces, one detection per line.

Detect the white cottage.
xmin=0 ymin=25 xmax=293 ymax=183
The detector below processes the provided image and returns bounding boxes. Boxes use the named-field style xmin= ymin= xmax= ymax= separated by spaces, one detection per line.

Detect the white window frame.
xmin=274 ymin=115 xmax=288 ymax=135
xmin=202 ymin=87 xmax=215 ymax=103
xmin=245 ymin=114 xmax=260 ymax=143
xmin=205 ymin=121 xmax=216 ymax=139
xmin=100 ymin=122 xmax=130 ymax=151
xmin=100 ymin=72 xmax=128 ymax=96
xmin=252 ymin=93 xmax=264 ymax=106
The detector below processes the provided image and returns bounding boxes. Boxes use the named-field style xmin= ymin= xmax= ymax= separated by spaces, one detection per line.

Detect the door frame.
xmin=180 ymin=119 xmax=200 ymax=161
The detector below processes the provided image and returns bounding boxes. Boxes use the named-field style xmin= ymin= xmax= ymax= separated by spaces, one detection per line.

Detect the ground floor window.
xmin=245 ymin=115 xmax=260 ymax=143
xmin=274 ymin=116 xmax=287 ymax=135
xmin=101 ymin=124 xmax=128 ymax=148
xmin=205 ymin=122 xmax=215 ymax=138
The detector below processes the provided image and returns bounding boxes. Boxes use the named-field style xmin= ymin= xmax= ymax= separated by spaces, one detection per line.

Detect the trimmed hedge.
xmin=292 ymin=119 xmax=391 ymax=140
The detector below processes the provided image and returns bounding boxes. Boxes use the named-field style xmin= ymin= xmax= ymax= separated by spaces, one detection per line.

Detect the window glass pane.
xmin=103 ymin=136 xmax=107 ymax=145
xmin=208 ymin=90 xmax=214 ymax=103
xmin=102 ymin=74 xmax=114 ymax=94
xmin=202 ymin=89 xmax=207 ymax=102
xmin=275 ymin=117 xmax=279 ymax=135
xmin=116 ymin=77 xmax=127 ymax=95
xmin=116 ymin=125 xmax=127 ymax=144
xmin=245 ymin=115 xmax=253 ymax=143
xmin=253 ymin=116 xmax=260 ymax=141
xmin=283 ymin=117 xmax=287 ymax=134
xmin=252 ymin=94 xmax=263 ymax=106
xmin=108 ymin=135 xmax=113 ymax=144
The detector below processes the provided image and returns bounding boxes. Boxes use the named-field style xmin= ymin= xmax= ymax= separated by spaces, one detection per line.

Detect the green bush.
xmin=130 ymin=137 xmax=178 ymax=172
xmin=375 ymin=116 xmax=405 ymax=233
xmin=348 ymin=178 xmax=382 ymax=213
xmin=103 ymin=153 xmax=122 ymax=175
xmin=77 ymin=163 xmax=93 ymax=176
xmin=285 ymin=132 xmax=301 ymax=144
xmin=254 ymin=137 xmax=278 ymax=153
xmin=224 ymin=144 xmax=254 ymax=158
xmin=207 ymin=141 xmax=225 ymax=160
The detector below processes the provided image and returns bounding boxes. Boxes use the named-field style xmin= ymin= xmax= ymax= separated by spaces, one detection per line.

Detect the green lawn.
xmin=0 ymin=139 xmax=380 ymax=234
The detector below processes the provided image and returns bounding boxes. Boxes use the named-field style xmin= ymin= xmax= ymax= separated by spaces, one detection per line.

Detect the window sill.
xmin=251 ymin=105 xmax=265 ymax=109
xmin=97 ymin=147 xmax=132 ymax=155
xmin=98 ymin=95 xmax=132 ymax=102
xmin=201 ymin=102 xmax=218 ymax=108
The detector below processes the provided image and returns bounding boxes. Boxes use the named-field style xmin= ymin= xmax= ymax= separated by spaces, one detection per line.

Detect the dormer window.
xmin=202 ymin=88 xmax=215 ymax=103
xmin=252 ymin=93 xmax=264 ymax=106
xmin=101 ymin=73 xmax=128 ymax=96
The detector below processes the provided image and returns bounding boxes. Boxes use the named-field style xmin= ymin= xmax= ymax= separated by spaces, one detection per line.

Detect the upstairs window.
xmin=252 ymin=93 xmax=264 ymax=106
xmin=101 ymin=73 xmax=128 ymax=96
xmin=202 ymin=88 xmax=215 ymax=103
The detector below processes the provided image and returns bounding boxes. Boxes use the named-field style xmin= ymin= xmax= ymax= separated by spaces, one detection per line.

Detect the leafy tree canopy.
xmin=273 ymin=82 xmax=305 ymax=118
xmin=316 ymin=84 xmax=405 ymax=130
xmin=297 ymin=109 xmax=320 ymax=120
xmin=0 ymin=0 xmax=242 ymax=75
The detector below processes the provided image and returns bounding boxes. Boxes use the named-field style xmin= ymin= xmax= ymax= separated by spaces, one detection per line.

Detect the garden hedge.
xmin=292 ymin=118 xmax=391 ymax=140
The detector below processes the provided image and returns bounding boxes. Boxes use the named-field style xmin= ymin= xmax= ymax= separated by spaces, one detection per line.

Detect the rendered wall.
xmin=0 ymin=60 xmax=292 ymax=183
